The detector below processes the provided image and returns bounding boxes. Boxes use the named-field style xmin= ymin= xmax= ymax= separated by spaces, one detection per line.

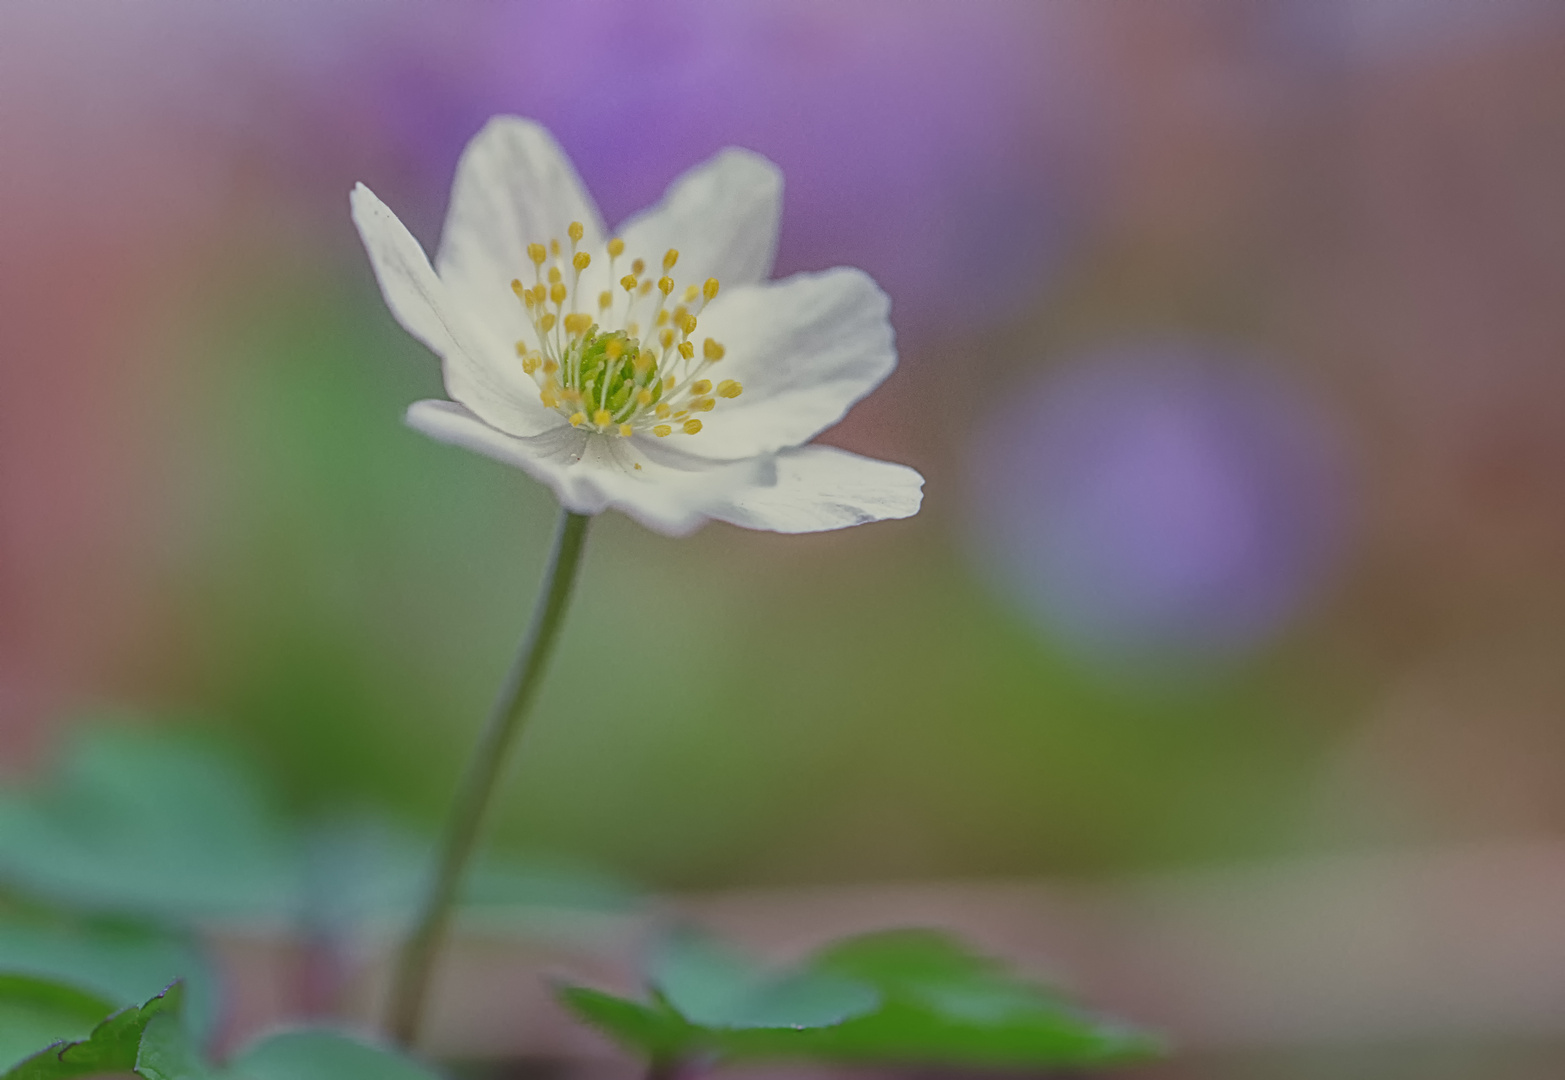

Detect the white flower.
xmin=351 ymin=117 xmax=924 ymax=536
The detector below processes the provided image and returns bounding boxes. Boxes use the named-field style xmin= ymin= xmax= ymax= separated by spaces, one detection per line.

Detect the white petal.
xmin=406 ymin=400 xmax=769 ymax=537
xmin=435 ymin=117 xmax=607 ymax=350
xmin=616 ymin=149 xmax=782 ymax=291
xmin=672 ymin=268 xmax=896 ymax=461
xmin=707 ymin=444 xmax=925 ymax=534
xmin=351 ymin=184 xmax=561 ymax=437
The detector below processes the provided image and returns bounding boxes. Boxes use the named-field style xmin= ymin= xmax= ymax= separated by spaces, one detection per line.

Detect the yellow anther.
xmin=547 ymin=266 xmax=563 ymax=284
xmin=592 ymin=408 xmax=612 ymax=427
xmin=655 ymin=403 xmax=671 ymax=419
xmin=703 ymin=338 xmax=725 ymax=361
xmin=607 ymin=238 xmax=625 ymax=257
xmin=663 ymin=248 xmax=679 ymax=271
xmin=538 ymin=312 xmax=557 ymax=332
xmin=569 ymin=411 xmax=586 ymax=426
xmin=703 ymin=277 xmax=719 ymax=301
xmin=573 ymin=251 xmax=591 ymax=271
xmin=605 ymin=338 xmax=624 ymax=360
xmin=550 ymin=238 xmax=561 ymax=256
xmin=621 ymin=274 xmax=638 ymax=292
xmin=717 ymin=379 xmax=742 ymax=398
xmin=618 ymin=423 xmax=633 ymax=437
xmin=531 ymin=284 xmax=548 ymax=306
xmin=598 ymin=290 xmax=612 ymax=310
xmin=691 ymin=379 xmax=712 ymax=395
xmin=511 ymin=278 xmax=527 ymax=299
xmin=672 ymin=305 xmax=688 ymax=323
xmin=563 ymin=313 xmax=592 ymax=336
xmin=664 ymin=374 xmax=677 ymax=390
xmin=540 ymin=389 xmax=559 ymax=407
xmin=542 ymin=358 xmax=559 ymax=374
xmin=527 ymin=243 xmax=547 ymax=266
xmin=656 ymin=310 xmax=670 ymax=327
xmin=683 ymin=285 xmax=700 ymax=303
xmin=636 ymin=388 xmax=654 ymax=406
xmin=568 ymin=221 xmax=584 ymax=243
xmin=561 ymin=387 xmax=581 ymax=403
xmin=632 ymin=349 xmax=655 ymax=373
xmin=682 ymin=418 xmax=703 ymax=435
xmin=515 ymin=341 xmax=528 ymax=356
xmin=653 ymin=424 xmax=672 ymax=437
xmin=660 ymin=328 xmax=675 ymax=349
xmin=522 ymin=354 xmax=540 ymax=375
xmin=631 ymin=258 xmax=646 ymax=276
xmin=678 ymin=313 xmax=697 ymax=335
xmin=657 ymin=275 xmax=674 ymax=295
xmin=638 ymin=280 xmax=653 ymax=296
xmin=678 ymin=341 xmax=695 ymax=359
xmin=691 ymin=397 xmax=716 ymax=412
xmin=550 ymin=282 xmax=568 ymax=304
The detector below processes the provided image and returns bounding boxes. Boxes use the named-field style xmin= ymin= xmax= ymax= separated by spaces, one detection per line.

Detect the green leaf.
xmin=556 ymin=986 xmax=694 ymax=1062
xmin=134 ymin=1013 xmax=219 ymax=1080
xmin=769 ymin=930 xmax=1162 ymax=1067
xmin=0 ymin=905 xmax=218 ymax=1041
xmin=650 ymin=930 xmax=879 ymax=1030
xmin=560 ymin=929 xmax=1160 ymax=1070
xmin=3 ymin=980 xmax=183 ymax=1080
xmin=0 ymin=726 xmax=297 ymax=921
xmin=228 ymin=1028 xmax=445 ymax=1080
xmin=0 ymin=973 xmax=118 ymax=1073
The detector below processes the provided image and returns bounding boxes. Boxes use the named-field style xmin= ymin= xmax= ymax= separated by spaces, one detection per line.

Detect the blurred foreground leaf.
xmin=2 ymin=979 xmax=183 ymax=1080
xmin=0 ymin=974 xmax=118 ymax=1072
xmin=0 ymin=727 xmax=295 ymax=921
xmin=229 ymin=1029 xmax=444 ymax=1080
xmin=0 ymin=905 xmax=217 ymax=1040
xmin=560 ymin=929 xmax=1159 ymax=1069
xmin=0 ymin=724 xmax=640 ymax=937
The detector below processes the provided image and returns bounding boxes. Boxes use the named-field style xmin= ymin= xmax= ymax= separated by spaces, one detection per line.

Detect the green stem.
xmin=386 ymin=509 xmax=592 ymax=1046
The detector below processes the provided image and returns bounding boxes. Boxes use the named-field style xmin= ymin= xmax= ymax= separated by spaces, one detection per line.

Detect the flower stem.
xmin=385 ymin=509 xmax=592 ymax=1046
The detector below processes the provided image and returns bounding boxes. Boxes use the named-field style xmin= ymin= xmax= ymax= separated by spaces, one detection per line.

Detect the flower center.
xmin=509 ymin=222 xmax=742 ymax=438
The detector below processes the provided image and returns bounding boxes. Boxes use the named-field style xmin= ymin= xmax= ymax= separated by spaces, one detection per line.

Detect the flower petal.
xmin=707 ymin=444 xmax=925 ymax=534
xmin=616 ymin=148 xmax=782 ymax=291
xmin=406 ymin=400 xmax=769 ymax=537
xmin=435 ymin=117 xmax=607 ymax=350
xmin=351 ymin=184 xmax=562 ymax=437
xmin=672 ymin=268 xmax=896 ymax=461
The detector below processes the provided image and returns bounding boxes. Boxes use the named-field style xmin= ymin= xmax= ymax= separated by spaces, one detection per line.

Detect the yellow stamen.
xmin=573 ymin=251 xmax=591 ymax=271
xmin=621 ymin=274 xmax=638 ymax=292
xmin=538 ymin=313 xmax=556 ymax=332
xmin=563 ymin=313 xmax=592 ymax=336
xmin=593 ymin=408 xmax=612 ymax=427
xmin=663 ymin=249 xmax=679 ymax=271
xmin=703 ymin=277 xmax=720 ymax=301
xmin=598 ymin=291 xmax=612 ymax=310
xmin=567 ymin=221 xmax=584 ymax=243
xmin=655 ymin=403 xmax=671 ymax=419
xmin=540 ymin=389 xmax=558 ymax=407
xmin=703 ymin=338 xmax=725 ymax=361
xmin=678 ymin=341 xmax=694 ymax=360
xmin=510 ymin=279 xmax=527 ymax=300
xmin=636 ymin=388 xmax=654 ymax=406
xmin=657 ymin=275 xmax=674 ymax=295
xmin=527 ymin=243 xmax=546 ymax=266
xmin=683 ymin=285 xmax=700 ymax=303
xmin=632 ymin=349 xmax=655 ymax=374
xmin=549 ymin=238 xmax=560 ymax=256
xmin=691 ymin=379 xmax=712 ymax=395
xmin=547 ymin=266 xmax=562 ymax=283
xmin=631 ymin=258 xmax=646 ymax=276
xmin=569 ymin=411 xmax=586 ymax=426
xmin=682 ymin=418 xmax=703 ymax=435
xmin=522 ymin=354 xmax=540 ymax=375
xmin=605 ymin=338 xmax=624 ymax=361
xmin=690 ymin=397 xmax=716 ymax=412
xmin=717 ymin=379 xmax=742 ymax=398
xmin=618 ymin=423 xmax=633 ymax=437
xmin=607 ymin=238 xmax=625 ymax=257
xmin=654 ymin=424 xmax=672 ymax=437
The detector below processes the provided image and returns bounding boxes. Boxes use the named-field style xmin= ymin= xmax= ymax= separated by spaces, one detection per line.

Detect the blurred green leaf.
xmin=134 ymin=1013 xmax=218 ymax=1080
xmin=650 ymin=929 xmax=879 ymax=1030
xmin=3 ymin=980 xmax=183 ymax=1080
xmin=228 ymin=1028 xmax=445 ymax=1080
xmin=0 ymin=726 xmax=296 ymax=921
xmin=560 ymin=929 xmax=1159 ymax=1069
xmin=0 ymin=905 xmax=218 ymax=1041
xmin=0 ymin=974 xmax=118 ymax=1072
